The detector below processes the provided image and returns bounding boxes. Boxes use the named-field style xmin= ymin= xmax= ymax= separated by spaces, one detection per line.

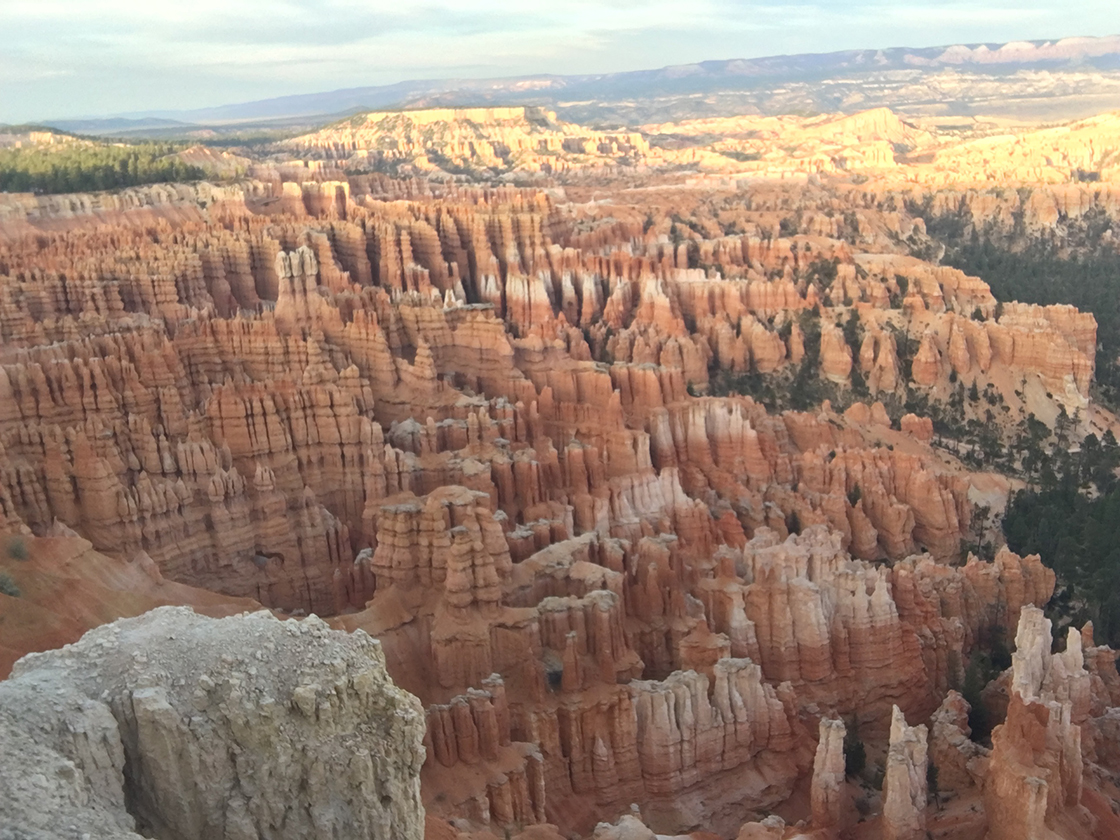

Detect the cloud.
xmin=1 ymin=0 xmax=1117 ymax=122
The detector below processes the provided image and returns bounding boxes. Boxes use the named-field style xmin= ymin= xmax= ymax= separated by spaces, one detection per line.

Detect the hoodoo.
xmin=6 ymin=35 xmax=1120 ymax=840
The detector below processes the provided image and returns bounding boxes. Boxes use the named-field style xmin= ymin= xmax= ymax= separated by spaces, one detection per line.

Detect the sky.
xmin=2 ymin=0 xmax=1119 ymax=124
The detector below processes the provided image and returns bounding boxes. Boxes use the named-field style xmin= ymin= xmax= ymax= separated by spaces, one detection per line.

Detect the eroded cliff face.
xmin=281 ymin=105 xmax=1120 ymax=188
xmin=287 ymin=106 xmax=649 ymax=176
xmin=0 ymin=166 xmax=1117 ymax=840
xmin=0 ymin=607 xmax=426 ymax=840
xmin=1 ymin=176 xmax=1028 ymax=613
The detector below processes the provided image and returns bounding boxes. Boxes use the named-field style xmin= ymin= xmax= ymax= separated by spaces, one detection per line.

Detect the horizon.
xmin=3 ymin=0 xmax=1120 ymax=124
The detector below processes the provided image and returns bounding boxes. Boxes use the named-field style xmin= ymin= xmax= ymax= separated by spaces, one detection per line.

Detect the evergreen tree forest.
xmin=0 ymin=141 xmax=204 ymax=194
xmin=1002 ymin=432 xmax=1120 ymax=647
xmin=915 ymin=197 xmax=1120 ymax=646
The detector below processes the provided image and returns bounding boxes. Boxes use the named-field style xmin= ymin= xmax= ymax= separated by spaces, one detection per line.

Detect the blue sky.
xmin=1 ymin=0 xmax=1118 ymax=123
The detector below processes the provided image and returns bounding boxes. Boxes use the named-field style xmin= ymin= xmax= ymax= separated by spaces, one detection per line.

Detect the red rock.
xmin=899 ymin=414 xmax=933 ymax=443
xmin=819 ymin=322 xmax=853 ymax=383
xmin=910 ymin=333 xmax=941 ymax=386
xmin=929 ymin=690 xmax=988 ymax=792
xmin=0 ymin=168 xmax=1109 ymax=840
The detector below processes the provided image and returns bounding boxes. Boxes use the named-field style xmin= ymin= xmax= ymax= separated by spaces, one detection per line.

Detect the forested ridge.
xmin=920 ymin=201 xmax=1120 ymax=406
xmin=917 ymin=198 xmax=1120 ymax=646
xmin=0 ymin=140 xmax=204 ymax=194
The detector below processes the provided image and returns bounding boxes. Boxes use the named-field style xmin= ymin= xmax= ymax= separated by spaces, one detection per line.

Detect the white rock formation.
xmin=986 ymin=605 xmax=1091 ymax=840
xmin=882 ymin=705 xmax=928 ymax=840
xmin=810 ymin=717 xmax=847 ymax=827
xmin=0 ymin=607 xmax=426 ymax=840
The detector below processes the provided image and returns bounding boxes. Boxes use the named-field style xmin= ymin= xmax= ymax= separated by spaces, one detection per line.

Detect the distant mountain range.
xmin=41 ymin=34 xmax=1120 ymax=138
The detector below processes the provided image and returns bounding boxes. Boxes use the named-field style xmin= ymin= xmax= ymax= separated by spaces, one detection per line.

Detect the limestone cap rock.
xmin=0 ymin=606 xmax=426 ymax=840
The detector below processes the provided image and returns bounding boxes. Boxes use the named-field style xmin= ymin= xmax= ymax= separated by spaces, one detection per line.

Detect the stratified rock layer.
xmin=810 ymin=717 xmax=847 ymax=828
xmin=985 ymin=606 xmax=1094 ymax=840
xmin=0 ymin=162 xmax=1113 ymax=840
xmin=882 ymin=706 xmax=928 ymax=840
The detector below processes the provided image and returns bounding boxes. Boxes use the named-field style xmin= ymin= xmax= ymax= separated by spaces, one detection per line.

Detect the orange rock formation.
xmin=0 ymin=154 xmax=1116 ymax=840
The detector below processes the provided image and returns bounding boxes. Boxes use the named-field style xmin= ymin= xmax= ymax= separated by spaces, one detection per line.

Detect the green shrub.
xmin=962 ymin=654 xmax=997 ymax=742
xmin=5 ymin=537 xmax=27 ymax=561
xmin=844 ymin=721 xmax=866 ymax=777
xmin=0 ymin=141 xmax=205 ymax=194
xmin=0 ymin=572 xmax=19 ymax=597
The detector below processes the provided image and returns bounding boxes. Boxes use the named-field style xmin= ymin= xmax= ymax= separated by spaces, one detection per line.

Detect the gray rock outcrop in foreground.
xmin=0 ymin=606 xmax=426 ymax=840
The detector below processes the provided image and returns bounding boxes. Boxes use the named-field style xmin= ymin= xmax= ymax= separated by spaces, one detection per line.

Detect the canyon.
xmin=284 ymin=102 xmax=1120 ymax=187
xmin=4 ymin=102 xmax=1120 ymax=840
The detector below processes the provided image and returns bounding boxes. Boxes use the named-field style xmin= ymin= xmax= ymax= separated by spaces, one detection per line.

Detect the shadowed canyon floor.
xmin=4 ymin=106 xmax=1120 ymax=840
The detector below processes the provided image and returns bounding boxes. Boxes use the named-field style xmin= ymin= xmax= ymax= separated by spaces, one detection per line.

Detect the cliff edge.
xmin=0 ymin=607 xmax=426 ymax=840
